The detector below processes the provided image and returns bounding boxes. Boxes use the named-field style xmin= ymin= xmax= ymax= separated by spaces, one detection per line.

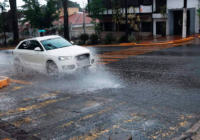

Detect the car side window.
xmin=18 ymin=41 xmax=31 ymax=50
xmin=31 ymin=40 xmax=44 ymax=51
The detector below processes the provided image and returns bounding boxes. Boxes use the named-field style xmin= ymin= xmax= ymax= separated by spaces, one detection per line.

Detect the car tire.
xmin=46 ymin=61 xmax=59 ymax=77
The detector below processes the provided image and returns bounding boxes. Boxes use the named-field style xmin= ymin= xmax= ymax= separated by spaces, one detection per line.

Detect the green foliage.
xmin=103 ymin=33 xmax=115 ymax=44
xmin=86 ymin=0 xmax=105 ymax=22
xmin=90 ymin=34 xmax=98 ymax=45
xmin=160 ymin=5 xmax=167 ymax=18
xmin=79 ymin=34 xmax=89 ymax=43
xmin=118 ymin=35 xmax=127 ymax=43
xmin=86 ymin=0 xmax=105 ymax=36
xmin=160 ymin=5 xmax=167 ymax=35
xmin=111 ymin=0 xmax=123 ymax=25
xmin=22 ymin=0 xmax=59 ymax=29
xmin=8 ymin=39 xmax=14 ymax=46
xmin=78 ymin=40 xmax=85 ymax=45
xmin=0 ymin=34 xmax=9 ymax=40
xmin=128 ymin=36 xmax=136 ymax=43
xmin=94 ymin=23 xmax=102 ymax=37
xmin=55 ymin=0 xmax=82 ymax=11
xmin=85 ymin=40 xmax=91 ymax=45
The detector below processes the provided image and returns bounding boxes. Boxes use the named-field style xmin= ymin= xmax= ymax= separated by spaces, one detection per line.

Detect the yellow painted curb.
xmin=173 ymin=37 xmax=194 ymax=44
xmin=0 ymin=76 xmax=11 ymax=89
xmin=0 ymin=47 xmax=15 ymax=50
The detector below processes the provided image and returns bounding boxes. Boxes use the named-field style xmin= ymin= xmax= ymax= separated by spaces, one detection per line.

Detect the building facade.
xmin=153 ymin=0 xmax=198 ymax=36
xmin=88 ymin=0 xmax=199 ymax=37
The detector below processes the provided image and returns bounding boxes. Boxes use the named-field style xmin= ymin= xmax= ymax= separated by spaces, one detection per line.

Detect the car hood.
xmin=47 ymin=45 xmax=90 ymax=56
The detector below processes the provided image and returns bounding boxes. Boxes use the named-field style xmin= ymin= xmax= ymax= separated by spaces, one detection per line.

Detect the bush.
xmin=103 ymin=33 xmax=115 ymax=44
xmin=15 ymin=38 xmax=27 ymax=45
xmin=118 ymin=35 xmax=127 ymax=43
xmin=8 ymin=39 xmax=14 ymax=46
xmin=78 ymin=40 xmax=85 ymax=45
xmin=128 ymin=36 xmax=136 ymax=43
xmin=79 ymin=34 xmax=89 ymax=43
xmin=90 ymin=34 xmax=98 ymax=45
xmin=85 ymin=40 xmax=91 ymax=45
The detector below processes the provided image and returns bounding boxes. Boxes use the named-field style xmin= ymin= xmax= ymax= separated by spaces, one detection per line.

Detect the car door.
xmin=27 ymin=40 xmax=46 ymax=71
xmin=16 ymin=40 xmax=32 ymax=67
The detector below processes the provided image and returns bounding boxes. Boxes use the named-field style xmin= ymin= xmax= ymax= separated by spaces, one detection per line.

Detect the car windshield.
xmin=41 ymin=37 xmax=72 ymax=50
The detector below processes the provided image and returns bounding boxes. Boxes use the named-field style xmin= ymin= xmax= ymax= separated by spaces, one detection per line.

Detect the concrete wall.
xmin=167 ymin=0 xmax=199 ymax=34
xmin=153 ymin=0 xmax=199 ymax=35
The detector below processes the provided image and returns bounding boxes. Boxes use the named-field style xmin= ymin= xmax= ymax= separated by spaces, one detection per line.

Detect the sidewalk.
xmin=139 ymin=34 xmax=199 ymax=44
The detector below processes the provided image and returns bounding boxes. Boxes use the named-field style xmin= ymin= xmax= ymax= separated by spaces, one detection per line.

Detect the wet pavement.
xmin=0 ymin=40 xmax=200 ymax=140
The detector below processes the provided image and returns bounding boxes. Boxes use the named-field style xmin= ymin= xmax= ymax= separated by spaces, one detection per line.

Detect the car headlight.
xmin=58 ymin=56 xmax=72 ymax=61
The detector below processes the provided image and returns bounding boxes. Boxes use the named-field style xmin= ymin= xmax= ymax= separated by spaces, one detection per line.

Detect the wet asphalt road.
xmin=0 ymin=42 xmax=200 ymax=140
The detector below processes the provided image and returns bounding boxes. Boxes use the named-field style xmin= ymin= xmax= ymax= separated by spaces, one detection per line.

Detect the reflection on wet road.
xmin=0 ymin=42 xmax=200 ymax=140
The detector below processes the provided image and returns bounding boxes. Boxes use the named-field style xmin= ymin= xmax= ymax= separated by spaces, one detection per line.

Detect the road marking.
xmin=95 ymin=55 xmax=128 ymax=59
xmin=12 ymin=117 xmax=33 ymax=127
xmin=0 ymin=97 xmax=70 ymax=117
xmin=11 ymin=86 xmax=22 ymax=91
xmin=96 ymin=44 xmax=176 ymax=65
xmin=10 ymin=79 xmax=32 ymax=85
xmin=96 ymin=59 xmax=119 ymax=62
xmin=11 ymin=109 xmax=65 ymax=127
xmin=96 ymin=62 xmax=111 ymax=65
xmin=60 ymin=107 xmax=112 ymax=128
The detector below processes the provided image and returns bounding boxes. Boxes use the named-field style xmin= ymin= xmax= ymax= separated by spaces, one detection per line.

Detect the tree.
xmin=22 ymin=0 xmax=59 ymax=29
xmin=111 ymin=0 xmax=123 ymax=31
xmin=86 ymin=0 xmax=105 ymax=35
xmin=9 ymin=0 xmax=19 ymax=43
xmin=62 ymin=0 xmax=70 ymax=40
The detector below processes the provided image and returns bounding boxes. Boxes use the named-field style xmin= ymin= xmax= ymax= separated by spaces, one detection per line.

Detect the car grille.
xmin=76 ymin=53 xmax=90 ymax=61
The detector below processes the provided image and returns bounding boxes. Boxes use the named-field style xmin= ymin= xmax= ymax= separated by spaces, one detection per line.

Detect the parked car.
xmin=13 ymin=35 xmax=94 ymax=76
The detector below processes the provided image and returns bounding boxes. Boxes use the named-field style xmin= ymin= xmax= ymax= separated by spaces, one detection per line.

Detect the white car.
xmin=13 ymin=35 xmax=94 ymax=76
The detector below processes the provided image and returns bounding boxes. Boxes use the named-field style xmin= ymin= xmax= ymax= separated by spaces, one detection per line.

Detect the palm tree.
xmin=62 ymin=0 xmax=69 ymax=40
xmin=9 ymin=0 xmax=19 ymax=43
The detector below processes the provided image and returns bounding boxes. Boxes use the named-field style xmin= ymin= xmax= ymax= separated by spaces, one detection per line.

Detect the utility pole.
xmin=0 ymin=5 xmax=7 ymax=47
xmin=125 ymin=0 xmax=128 ymax=42
xmin=182 ymin=0 xmax=187 ymax=38
xmin=83 ymin=2 xmax=86 ymax=34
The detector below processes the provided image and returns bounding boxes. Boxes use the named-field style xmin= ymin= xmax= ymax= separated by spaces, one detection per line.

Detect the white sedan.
xmin=13 ymin=35 xmax=94 ymax=76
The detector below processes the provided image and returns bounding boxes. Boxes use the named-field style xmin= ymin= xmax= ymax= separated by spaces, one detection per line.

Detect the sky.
xmin=0 ymin=0 xmax=88 ymax=10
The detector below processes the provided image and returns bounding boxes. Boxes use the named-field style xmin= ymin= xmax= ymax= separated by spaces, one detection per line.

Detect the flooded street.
xmin=0 ymin=43 xmax=200 ymax=140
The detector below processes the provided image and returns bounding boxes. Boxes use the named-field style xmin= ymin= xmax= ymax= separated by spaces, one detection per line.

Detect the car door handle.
xmin=29 ymin=54 xmax=33 ymax=56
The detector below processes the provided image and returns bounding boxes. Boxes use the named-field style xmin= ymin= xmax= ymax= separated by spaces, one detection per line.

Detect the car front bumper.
xmin=56 ymin=56 xmax=94 ymax=73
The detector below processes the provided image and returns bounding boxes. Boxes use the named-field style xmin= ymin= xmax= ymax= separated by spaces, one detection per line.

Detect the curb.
xmin=83 ymin=36 xmax=196 ymax=47
xmin=173 ymin=37 xmax=194 ymax=44
xmin=0 ymin=47 xmax=15 ymax=50
xmin=172 ymin=120 xmax=200 ymax=140
xmin=0 ymin=76 xmax=11 ymax=89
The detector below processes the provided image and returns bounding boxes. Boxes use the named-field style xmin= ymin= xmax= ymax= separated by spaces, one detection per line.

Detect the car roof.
xmin=23 ymin=35 xmax=62 ymax=42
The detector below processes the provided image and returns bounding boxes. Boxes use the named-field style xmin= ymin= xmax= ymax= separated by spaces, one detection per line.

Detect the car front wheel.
xmin=46 ymin=61 xmax=59 ymax=76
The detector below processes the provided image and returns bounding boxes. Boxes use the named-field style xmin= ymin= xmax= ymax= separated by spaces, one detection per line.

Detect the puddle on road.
xmin=32 ymin=65 xmax=124 ymax=94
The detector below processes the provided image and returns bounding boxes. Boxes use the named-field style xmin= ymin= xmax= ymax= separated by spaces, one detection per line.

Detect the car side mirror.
xmin=34 ymin=47 xmax=42 ymax=51
xmin=70 ymin=41 xmax=74 ymax=45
